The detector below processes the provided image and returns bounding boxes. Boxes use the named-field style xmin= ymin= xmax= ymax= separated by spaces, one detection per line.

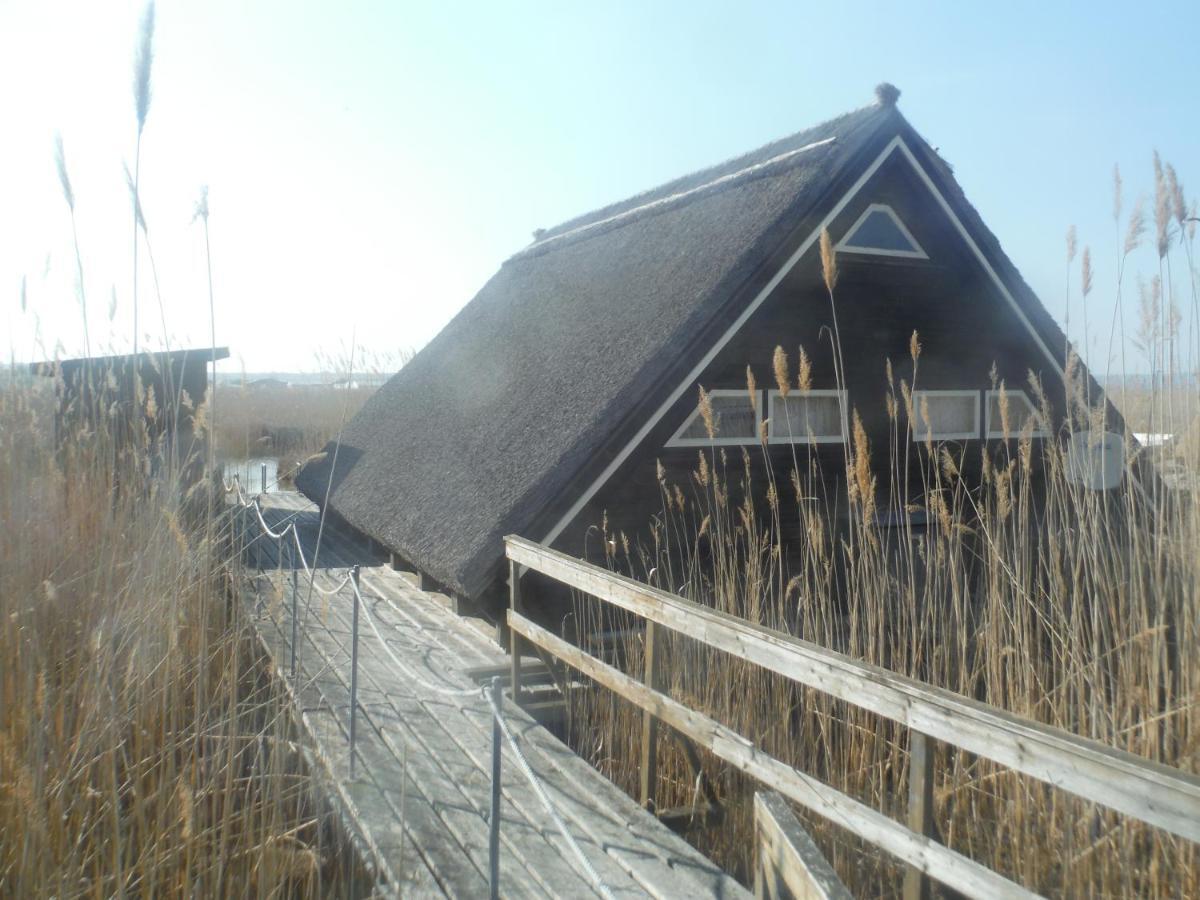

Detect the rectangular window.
xmin=985 ymin=389 xmax=1048 ymax=439
xmin=666 ymin=389 xmax=762 ymax=447
xmin=767 ymin=390 xmax=846 ymax=444
xmin=910 ymin=390 xmax=980 ymax=442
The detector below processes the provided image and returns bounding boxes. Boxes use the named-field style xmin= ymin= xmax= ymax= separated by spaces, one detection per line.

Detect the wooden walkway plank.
xmin=309 ymin=583 xmax=640 ymax=900
xmin=308 ymin=605 xmax=606 ymax=900
xmin=249 ymin=516 xmax=619 ymax=898
xmin=234 ymin=493 xmax=750 ymax=899
xmin=244 ymin=558 xmax=483 ymax=898
xmin=246 ymin=603 xmax=446 ymax=897
xmin=319 ymin=571 xmax=745 ymax=897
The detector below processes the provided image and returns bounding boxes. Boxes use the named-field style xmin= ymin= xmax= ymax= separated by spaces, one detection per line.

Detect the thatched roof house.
xmin=298 ymin=86 xmax=1115 ymax=609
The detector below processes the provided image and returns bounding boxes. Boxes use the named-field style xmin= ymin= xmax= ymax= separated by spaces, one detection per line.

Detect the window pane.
xmin=774 ymin=394 xmax=842 ymax=440
xmin=677 ymin=393 xmax=757 ymax=440
xmin=845 ymin=209 xmax=919 ymax=253
xmin=988 ymin=391 xmax=1041 ymax=436
xmin=914 ymin=393 xmax=976 ymax=437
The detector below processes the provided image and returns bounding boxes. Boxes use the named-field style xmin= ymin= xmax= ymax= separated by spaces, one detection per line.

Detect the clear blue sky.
xmin=2 ymin=0 xmax=1196 ymax=373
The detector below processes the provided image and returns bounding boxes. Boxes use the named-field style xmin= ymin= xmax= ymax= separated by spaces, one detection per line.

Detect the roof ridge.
xmin=509 ymin=104 xmax=890 ymax=263
xmin=531 ymin=104 xmax=883 ymax=240
xmin=510 ymin=136 xmax=838 ymax=262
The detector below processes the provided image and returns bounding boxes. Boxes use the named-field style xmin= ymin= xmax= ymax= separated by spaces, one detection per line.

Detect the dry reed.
xmin=0 ymin=375 xmax=360 ymax=896
xmin=564 ymin=157 xmax=1200 ymax=898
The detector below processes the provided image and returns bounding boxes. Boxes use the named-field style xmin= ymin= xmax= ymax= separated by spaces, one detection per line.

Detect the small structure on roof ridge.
xmin=875 ymin=82 xmax=901 ymax=107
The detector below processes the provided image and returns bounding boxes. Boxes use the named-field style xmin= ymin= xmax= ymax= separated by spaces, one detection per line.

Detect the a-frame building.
xmin=298 ymin=85 xmax=1116 ymax=614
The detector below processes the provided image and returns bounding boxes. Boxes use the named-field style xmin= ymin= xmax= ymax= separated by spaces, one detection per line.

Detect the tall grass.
xmin=565 ymin=159 xmax=1200 ymax=897
xmin=212 ymin=347 xmax=404 ymax=484
xmin=213 ymin=381 xmax=379 ymax=483
xmin=0 ymin=375 xmax=361 ymax=895
xmin=1 ymin=5 xmax=366 ymax=889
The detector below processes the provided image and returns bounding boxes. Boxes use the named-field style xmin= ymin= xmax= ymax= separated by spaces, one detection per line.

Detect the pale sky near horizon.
xmin=1 ymin=0 xmax=1197 ymax=374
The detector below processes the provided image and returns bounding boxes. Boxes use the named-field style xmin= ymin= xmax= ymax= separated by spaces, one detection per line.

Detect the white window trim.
xmin=984 ymin=389 xmax=1050 ymax=439
xmin=664 ymin=388 xmax=763 ymax=447
xmin=909 ymin=389 xmax=981 ymax=442
xmin=834 ymin=203 xmax=929 ymax=259
xmin=766 ymin=389 xmax=848 ymax=445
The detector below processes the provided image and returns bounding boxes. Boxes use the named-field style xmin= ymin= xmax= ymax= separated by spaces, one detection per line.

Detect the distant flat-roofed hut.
xmin=31 ymin=346 xmax=230 ymax=487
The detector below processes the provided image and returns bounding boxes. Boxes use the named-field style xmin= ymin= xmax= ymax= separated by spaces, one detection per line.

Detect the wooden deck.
xmin=235 ymin=491 xmax=747 ymax=899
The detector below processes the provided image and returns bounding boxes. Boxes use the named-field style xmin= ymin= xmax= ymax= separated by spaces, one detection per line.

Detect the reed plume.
xmin=772 ymin=345 xmax=789 ymax=396
xmin=1154 ymin=152 xmax=1171 ymax=259
xmin=1166 ymin=163 xmax=1185 ymax=226
xmin=819 ymin=228 xmax=838 ymax=295
xmin=697 ymin=385 xmax=714 ymax=439
xmin=797 ymin=346 xmax=812 ymax=392
xmin=130 ymin=1 xmax=156 ymax=357
xmin=54 ymin=134 xmax=89 ymax=358
xmin=193 ymin=186 xmax=217 ymax=478
xmin=1124 ymin=196 xmax=1146 ymax=256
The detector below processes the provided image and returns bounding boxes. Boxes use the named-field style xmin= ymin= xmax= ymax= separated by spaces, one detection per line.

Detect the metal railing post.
xmin=489 ymin=676 xmax=502 ymax=900
xmin=349 ymin=565 xmax=362 ymax=779
xmin=290 ymin=536 xmax=299 ymax=677
xmin=261 ymin=461 xmax=267 ymax=494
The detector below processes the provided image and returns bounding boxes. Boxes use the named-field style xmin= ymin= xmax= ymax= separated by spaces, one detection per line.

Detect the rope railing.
xmin=229 ymin=482 xmax=612 ymax=900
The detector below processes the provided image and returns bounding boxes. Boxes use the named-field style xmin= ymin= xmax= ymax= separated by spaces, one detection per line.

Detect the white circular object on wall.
xmin=1066 ymin=431 xmax=1125 ymax=491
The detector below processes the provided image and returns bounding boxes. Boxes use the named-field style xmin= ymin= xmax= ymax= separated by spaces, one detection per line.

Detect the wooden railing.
xmin=504 ymin=535 xmax=1200 ymax=900
xmin=754 ymin=791 xmax=852 ymax=900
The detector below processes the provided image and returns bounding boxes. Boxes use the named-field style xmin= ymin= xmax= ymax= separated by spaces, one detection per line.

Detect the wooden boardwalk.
xmin=236 ymin=491 xmax=747 ymax=899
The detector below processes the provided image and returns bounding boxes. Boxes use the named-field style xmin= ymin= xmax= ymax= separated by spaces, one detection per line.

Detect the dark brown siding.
xmin=546 ymin=152 xmax=1066 ymax=574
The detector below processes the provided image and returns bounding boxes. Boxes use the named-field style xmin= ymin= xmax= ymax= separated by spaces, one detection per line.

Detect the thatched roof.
xmin=298 ymin=97 xmax=1077 ymax=601
xmin=297 ymin=101 xmax=901 ymax=599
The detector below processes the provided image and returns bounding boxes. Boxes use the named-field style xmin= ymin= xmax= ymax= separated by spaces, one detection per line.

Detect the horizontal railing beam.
xmin=509 ymin=610 xmax=1038 ymax=900
xmin=505 ymin=535 xmax=1200 ymax=844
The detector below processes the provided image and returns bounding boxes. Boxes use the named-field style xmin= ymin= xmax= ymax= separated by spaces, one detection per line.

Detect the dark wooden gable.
xmin=539 ymin=135 xmax=1075 ymax=566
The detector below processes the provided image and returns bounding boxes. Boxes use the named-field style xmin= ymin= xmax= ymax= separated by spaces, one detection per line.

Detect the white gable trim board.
xmin=541 ymin=135 xmax=1069 ymax=547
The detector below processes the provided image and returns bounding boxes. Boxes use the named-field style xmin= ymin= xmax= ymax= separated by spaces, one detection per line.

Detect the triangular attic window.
xmin=835 ymin=204 xmax=928 ymax=259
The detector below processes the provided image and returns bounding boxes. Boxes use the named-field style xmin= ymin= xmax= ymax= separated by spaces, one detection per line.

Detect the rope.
xmin=351 ymin=579 xmax=482 ymax=698
xmin=238 ymin=491 xmax=612 ymax=899
xmin=485 ymin=688 xmax=616 ymax=900
xmin=252 ymin=498 xmax=293 ymax=540
xmin=289 ymin=527 xmax=355 ymax=596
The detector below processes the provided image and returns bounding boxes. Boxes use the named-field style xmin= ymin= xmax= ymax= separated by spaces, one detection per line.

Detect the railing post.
xmin=261 ymin=461 xmax=267 ymax=494
xmin=903 ymin=729 xmax=935 ymax=900
xmin=290 ymin=536 xmax=299 ymax=677
xmin=639 ymin=620 xmax=660 ymax=811
xmin=489 ymin=676 xmax=502 ymax=900
xmin=508 ymin=557 xmax=523 ymax=705
xmin=349 ymin=565 xmax=361 ymax=779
